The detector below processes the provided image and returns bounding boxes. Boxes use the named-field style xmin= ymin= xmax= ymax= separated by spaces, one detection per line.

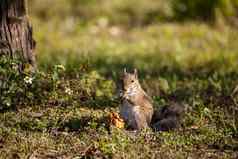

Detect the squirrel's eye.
xmin=131 ymin=80 xmax=134 ymax=83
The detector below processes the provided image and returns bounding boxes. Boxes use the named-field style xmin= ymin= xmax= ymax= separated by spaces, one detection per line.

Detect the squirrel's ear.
xmin=123 ymin=68 xmax=127 ymax=75
xmin=134 ymin=68 xmax=138 ymax=78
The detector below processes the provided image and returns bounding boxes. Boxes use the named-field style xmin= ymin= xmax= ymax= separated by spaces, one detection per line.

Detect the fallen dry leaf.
xmin=109 ymin=112 xmax=125 ymax=129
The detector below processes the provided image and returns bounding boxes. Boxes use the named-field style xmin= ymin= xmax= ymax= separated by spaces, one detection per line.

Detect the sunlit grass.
xmin=1 ymin=3 xmax=238 ymax=158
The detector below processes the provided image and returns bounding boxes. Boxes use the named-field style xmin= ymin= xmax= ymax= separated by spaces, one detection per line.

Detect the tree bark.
xmin=0 ymin=0 xmax=36 ymax=70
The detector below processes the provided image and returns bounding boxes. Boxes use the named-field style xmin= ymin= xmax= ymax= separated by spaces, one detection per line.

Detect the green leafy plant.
xmin=0 ymin=56 xmax=65 ymax=110
xmin=0 ymin=56 xmax=26 ymax=109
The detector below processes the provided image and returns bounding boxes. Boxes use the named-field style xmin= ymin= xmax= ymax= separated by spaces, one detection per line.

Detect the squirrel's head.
xmin=121 ymin=68 xmax=140 ymax=92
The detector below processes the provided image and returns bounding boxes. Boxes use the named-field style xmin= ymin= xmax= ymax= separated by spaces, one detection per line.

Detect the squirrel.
xmin=118 ymin=68 xmax=184 ymax=131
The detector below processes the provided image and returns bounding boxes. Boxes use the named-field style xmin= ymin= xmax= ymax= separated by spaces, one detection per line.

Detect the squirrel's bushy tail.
xmin=151 ymin=102 xmax=185 ymax=131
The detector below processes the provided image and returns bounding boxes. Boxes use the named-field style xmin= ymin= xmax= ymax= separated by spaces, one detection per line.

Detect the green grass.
xmin=1 ymin=2 xmax=238 ymax=158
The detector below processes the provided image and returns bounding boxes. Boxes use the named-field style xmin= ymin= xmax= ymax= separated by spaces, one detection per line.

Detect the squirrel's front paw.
xmin=122 ymin=94 xmax=129 ymax=100
xmin=119 ymin=91 xmax=124 ymax=98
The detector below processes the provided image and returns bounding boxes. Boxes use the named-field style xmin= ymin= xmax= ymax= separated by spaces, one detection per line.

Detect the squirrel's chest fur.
xmin=119 ymin=92 xmax=153 ymax=130
xmin=120 ymin=100 xmax=140 ymax=122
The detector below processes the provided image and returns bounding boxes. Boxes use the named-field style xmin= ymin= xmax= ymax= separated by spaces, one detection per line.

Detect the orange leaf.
xmin=109 ymin=112 xmax=125 ymax=129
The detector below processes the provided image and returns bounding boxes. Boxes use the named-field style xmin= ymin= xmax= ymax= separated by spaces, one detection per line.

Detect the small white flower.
xmin=11 ymin=62 xmax=18 ymax=70
xmin=65 ymin=87 xmax=73 ymax=95
xmin=24 ymin=76 xmax=33 ymax=84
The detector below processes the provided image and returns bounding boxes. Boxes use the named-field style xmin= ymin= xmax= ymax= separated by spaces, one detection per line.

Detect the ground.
xmin=0 ymin=4 xmax=238 ymax=158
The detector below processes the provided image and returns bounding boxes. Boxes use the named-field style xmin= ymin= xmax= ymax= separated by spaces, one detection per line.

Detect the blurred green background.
xmin=28 ymin=0 xmax=238 ymax=76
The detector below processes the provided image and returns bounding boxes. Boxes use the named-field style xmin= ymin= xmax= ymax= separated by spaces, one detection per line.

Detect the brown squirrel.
xmin=119 ymin=68 xmax=184 ymax=131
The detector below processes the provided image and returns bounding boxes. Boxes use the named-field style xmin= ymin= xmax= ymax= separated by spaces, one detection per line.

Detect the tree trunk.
xmin=0 ymin=0 xmax=36 ymax=70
